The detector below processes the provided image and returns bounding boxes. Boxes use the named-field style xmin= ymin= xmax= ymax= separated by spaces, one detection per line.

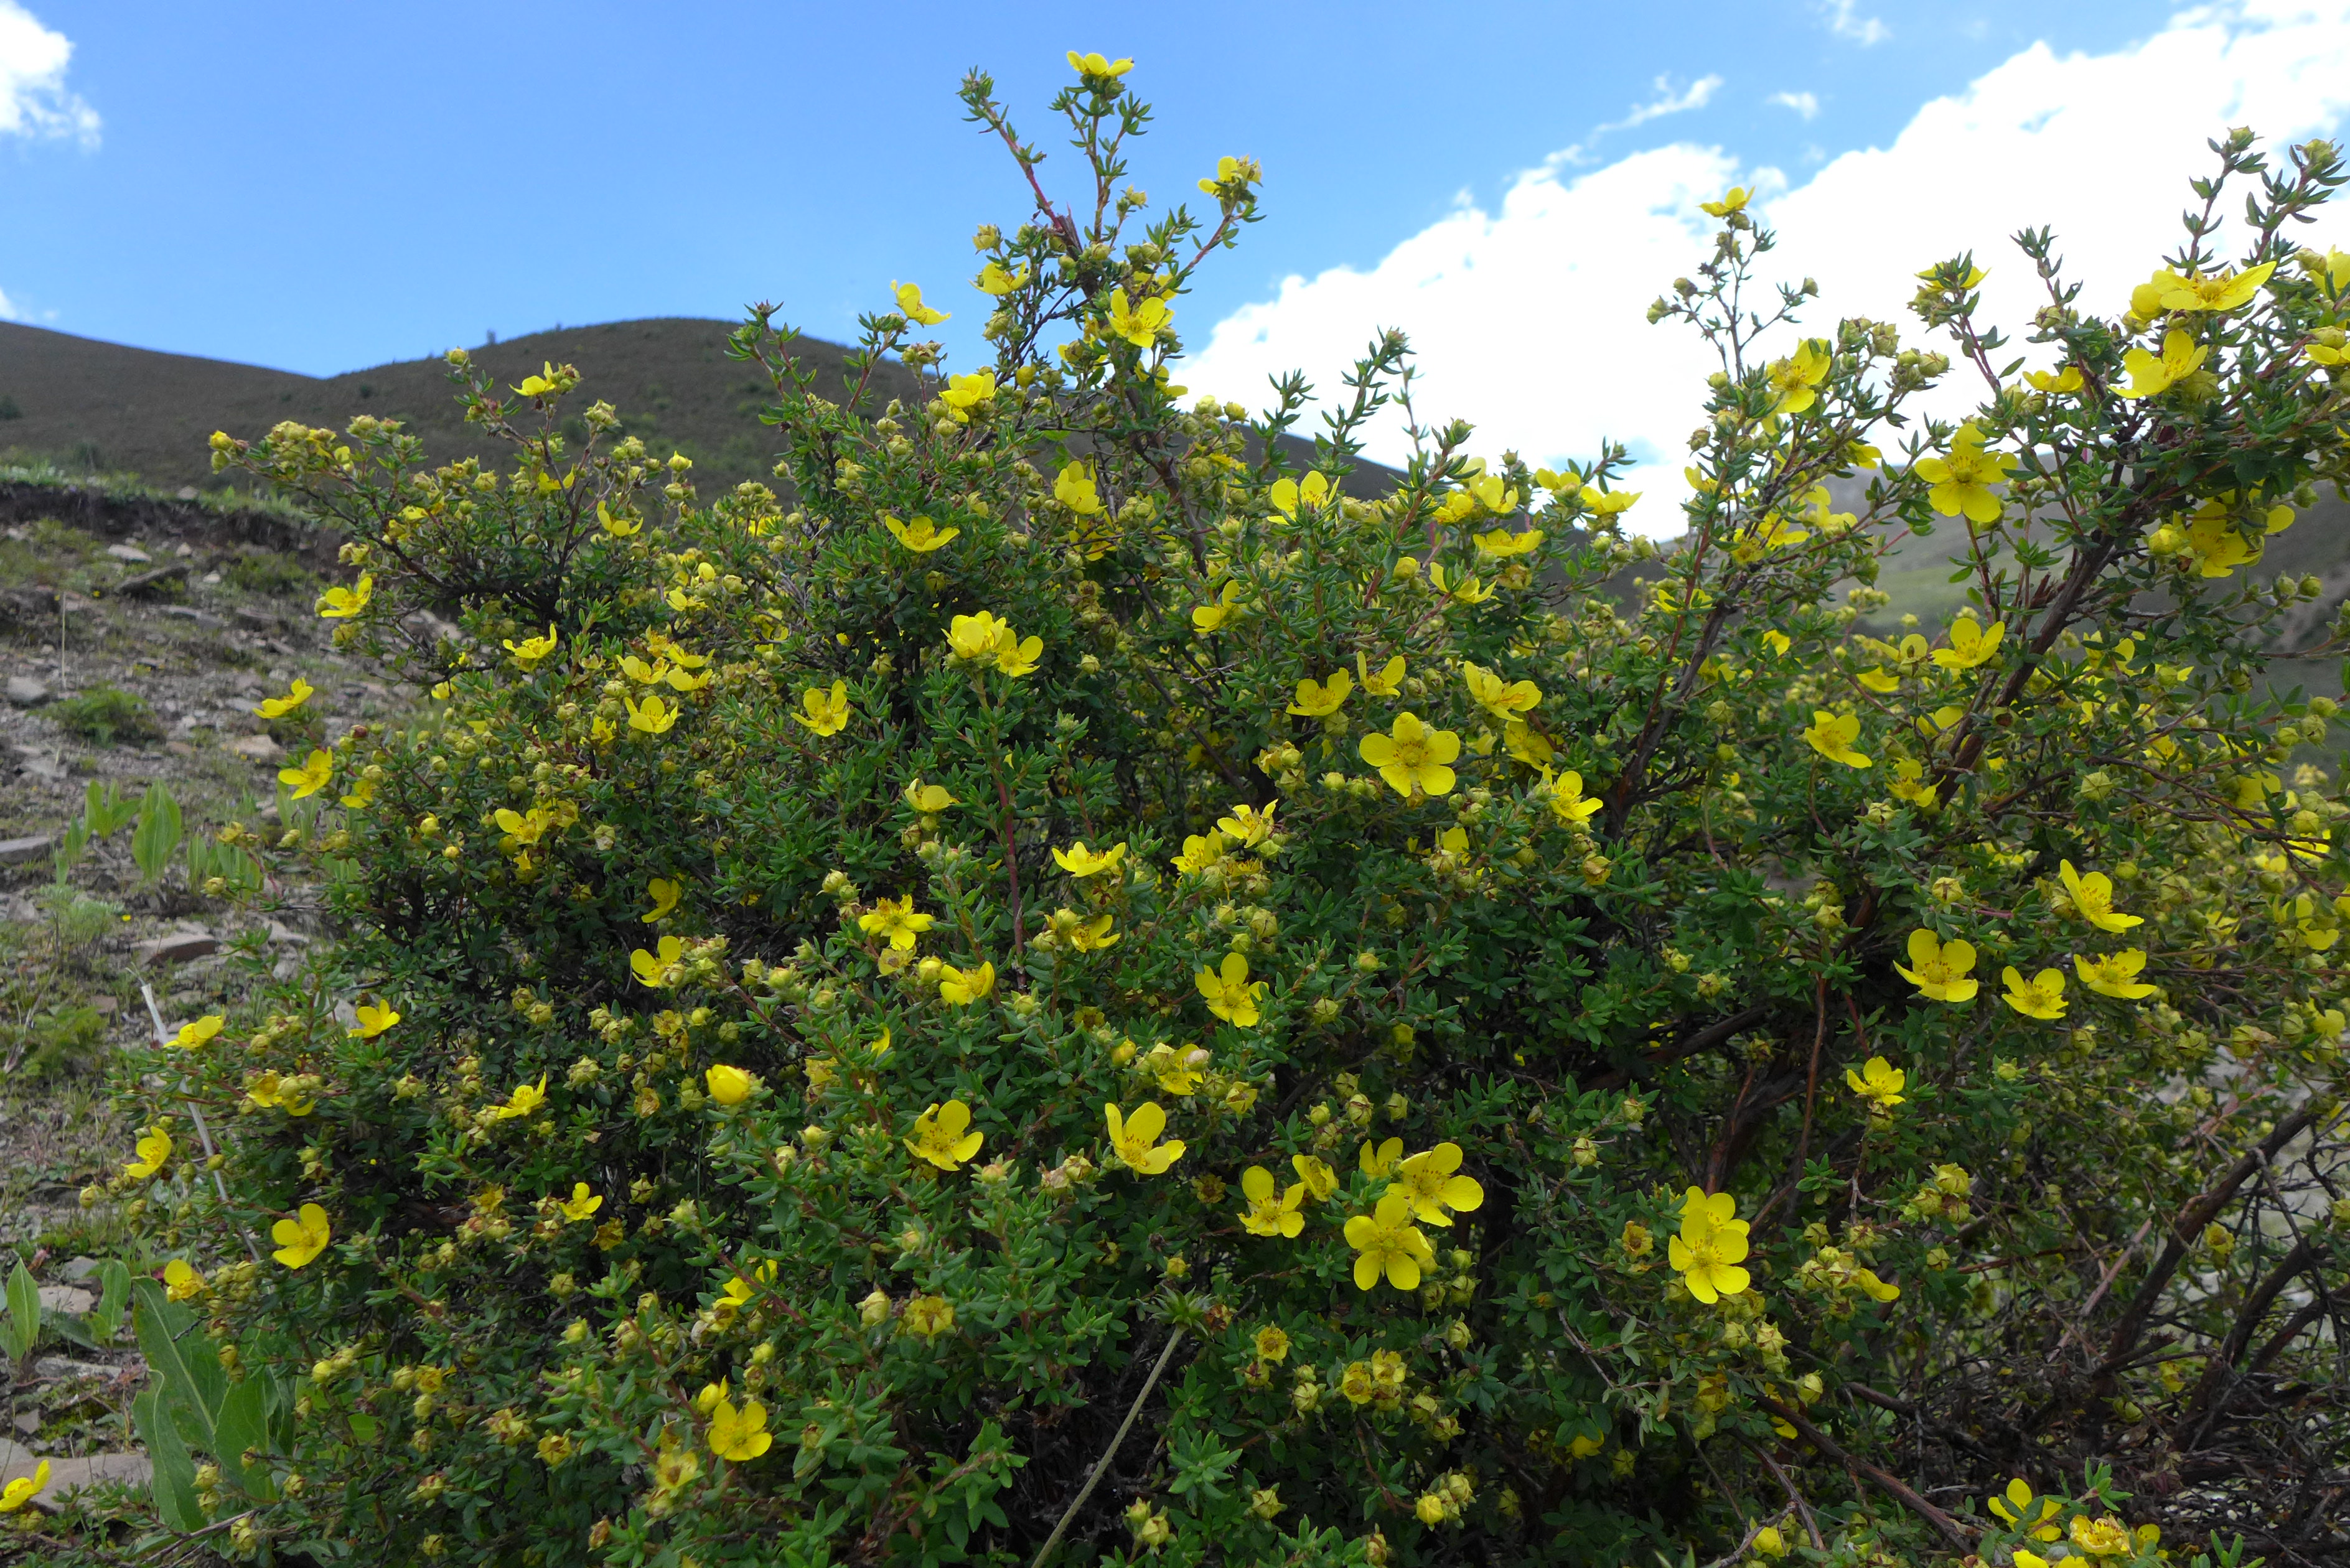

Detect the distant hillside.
xmin=0 ymin=318 xmax=929 ymax=497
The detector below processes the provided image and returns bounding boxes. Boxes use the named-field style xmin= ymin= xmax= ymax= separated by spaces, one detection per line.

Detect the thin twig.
xmin=1029 ymin=1328 xmax=1185 ymax=1568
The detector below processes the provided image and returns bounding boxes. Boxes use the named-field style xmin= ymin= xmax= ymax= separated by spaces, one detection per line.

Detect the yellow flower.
xmin=902 ymin=1294 xmax=957 ymax=1336
xmin=1268 ymin=472 xmax=1331 ymax=520
xmin=1582 ymin=488 xmax=1641 ymax=521
xmin=2074 ymin=948 xmax=2158 ymax=999
xmin=906 ymin=1100 xmax=985 ymax=1170
xmin=1198 ymin=154 xmax=1256 ymax=195
xmin=1988 ymin=1478 xmax=2064 ymax=1541
xmin=1932 ymin=616 xmax=2004 ymax=671
xmin=339 ymin=775 xmax=377 ymax=810
xmin=1286 ymin=669 xmax=1352 ymax=716
xmin=1238 ymin=1165 xmax=1306 ymax=1237
xmin=631 ymin=935 xmax=683 ymax=988
xmin=559 ymin=1183 xmax=602 ymax=1222
xmin=1844 ymin=1056 xmax=1907 ymax=1113
xmin=904 ymin=780 xmax=958 ymax=814
xmin=939 ymin=370 xmax=996 ymax=422
xmin=246 ymin=1070 xmax=316 ymax=1116
xmin=2118 ymin=328 xmax=2207 ymax=400
xmin=491 ymin=1074 xmax=548 ymax=1120
xmin=858 ymin=896 xmax=935 ymax=950
xmin=1066 ymin=909 xmax=1121 ymax=952
xmin=891 ymin=281 xmax=947 ymax=325
xmin=2137 ymin=261 xmax=2273 ymax=315
xmin=0 ymin=1460 xmax=50 ymax=1513
xmin=1170 ymin=830 xmax=1227 ymax=877
xmin=1066 ymin=50 xmax=1135 ymax=78
xmin=1344 ymin=1190 xmax=1436 ymax=1290
xmin=1216 ymin=801 xmax=1278 ymax=847
xmin=1253 ymin=1324 xmax=1290 ymax=1362
xmin=1105 ymin=1101 xmax=1185 ymax=1174
xmin=1054 ymin=461 xmax=1106 ymax=516
xmin=1801 ymin=709 xmax=1871 ymax=768
xmin=2001 ymin=966 xmax=2069 ymax=1020
xmin=349 ymin=1000 xmax=401 ymax=1038
xmin=1754 ymin=1526 xmax=1788 ymax=1559
xmin=2023 ymin=365 xmax=2084 ymax=394
xmin=1359 ymin=712 xmax=1461 ymax=797
xmin=1856 ymin=666 xmax=1901 ymax=693
xmin=1357 ymin=653 xmax=1405 ymax=696
xmin=883 ymin=513 xmax=961 ymax=553
xmin=792 ymin=681 xmax=851 ymax=737
xmin=271 ymin=1202 xmax=332 ymax=1269
xmin=1545 ymin=770 xmax=1603 ymax=826
xmin=1392 ymin=1143 xmax=1484 ymax=1227
xmin=1192 ymin=581 xmax=1242 ymax=635
xmin=254 ymin=677 xmax=314 ymax=719
xmin=1359 ymin=1137 xmax=1403 ymax=1177
xmin=1053 ymin=841 xmax=1128 ymax=878
xmin=162 ymin=1258 xmax=207 ymax=1301
xmin=504 ymin=624 xmax=558 ymax=669
xmin=1291 ymin=1155 xmax=1337 ymax=1202
xmin=1504 ymin=721 xmax=1554 ymax=768
xmin=1699 ymin=186 xmax=1751 ymax=217
xmin=1196 ymin=953 xmax=1266 ymax=1027
xmin=2069 ymin=1516 xmax=2135 ymax=1557
xmin=169 ymin=1014 xmax=225 ymax=1050
xmin=976 ymin=261 xmax=1029 ymax=296
xmin=939 ymin=960 xmax=996 ymax=1006
xmin=273 ymin=746 xmax=332 ymax=800
xmin=1425 ymin=559 xmax=1496 ymax=603
xmin=1764 ymin=339 xmax=1832 ymax=416
xmin=695 ymin=1064 xmax=753 ymax=1108
xmin=316 ymin=573 xmax=373 ymax=619
xmin=1914 ymin=423 xmax=2013 ymax=525
xmin=644 ymin=877 xmax=682 ymax=923
xmin=707 ymin=1395 xmax=772 ymax=1462
xmin=1475 ymin=526 xmax=1543 ymax=559
xmin=2059 ymin=860 xmax=2142 ymax=932
xmin=625 ymin=694 xmax=678 ymax=734
xmin=1894 ymin=929 xmax=1978 ymax=1002
xmin=1106 ymin=289 xmax=1171 ymax=348
xmin=1143 ymin=1042 xmax=1205 ymax=1095
xmin=597 ymin=501 xmax=641 ymax=537
xmin=946 ymin=610 xmax=1042 ymax=676
xmin=1667 ymin=1187 xmax=1751 ymax=1304
xmin=513 ymin=362 xmax=563 ymax=398
xmin=1461 ymin=662 xmax=1541 ymax=724
xmin=123 ymin=1124 xmax=172 ymax=1179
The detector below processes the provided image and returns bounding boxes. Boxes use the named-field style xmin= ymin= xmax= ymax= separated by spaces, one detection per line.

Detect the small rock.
xmin=56 ymin=1257 xmax=100 ymax=1282
xmin=105 ymin=543 xmax=151 ymax=564
xmin=176 ymin=486 xmax=198 ymax=500
xmin=159 ymin=605 xmax=223 ymax=627
xmin=36 ymin=1286 xmax=93 ymax=1316
xmin=29 ymin=1356 xmax=119 ymax=1383
xmin=0 ymin=833 xmax=53 ymax=865
xmin=9 ymin=1414 xmax=33 ymax=1437
xmin=118 ymin=562 xmax=190 ymax=599
xmin=174 ymin=541 xmax=194 ymax=556
xmin=200 ymin=571 xmax=221 ymax=584
xmin=4 ymin=675 xmax=49 ymax=707
xmin=265 ymin=920 xmax=311 ymax=947
xmin=134 ymin=931 xmax=217 ymax=967
xmin=225 ymin=734 xmax=283 ymax=763
xmin=16 ymin=755 xmax=66 ymax=783
xmin=234 ymin=607 xmax=278 ymax=630
xmin=90 ymin=996 xmax=117 ymax=1015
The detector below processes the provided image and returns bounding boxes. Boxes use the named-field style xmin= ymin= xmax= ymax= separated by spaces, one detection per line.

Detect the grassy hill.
xmin=0 ymin=318 xmax=931 ymax=497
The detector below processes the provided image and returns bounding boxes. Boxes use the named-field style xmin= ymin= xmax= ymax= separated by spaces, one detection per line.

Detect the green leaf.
xmin=2 ymin=1258 xmax=39 ymax=1365
xmin=133 ymin=1387 xmax=206 ymax=1533
xmin=131 ymin=783 xmax=184 ymax=887
xmin=133 ymin=1276 xmax=226 ymax=1449
xmin=215 ymin=1374 xmax=281 ymax=1501
xmin=93 ymin=1259 xmax=131 ymax=1342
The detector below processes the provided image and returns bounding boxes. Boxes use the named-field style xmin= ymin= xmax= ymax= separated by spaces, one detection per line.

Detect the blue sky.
xmin=3 ymin=1 xmax=2184 ymax=378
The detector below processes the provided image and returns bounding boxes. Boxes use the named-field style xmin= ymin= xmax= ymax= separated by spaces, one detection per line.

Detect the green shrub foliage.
xmin=126 ymin=67 xmax=2350 ymax=1568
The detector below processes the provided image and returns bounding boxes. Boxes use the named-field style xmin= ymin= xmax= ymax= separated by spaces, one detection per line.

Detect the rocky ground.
xmin=0 ymin=495 xmax=405 ymax=1562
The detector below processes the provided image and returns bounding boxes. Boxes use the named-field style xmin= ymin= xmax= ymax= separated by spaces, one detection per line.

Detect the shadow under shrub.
xmin=117 ymin=67 xmax=2350 ymax=1568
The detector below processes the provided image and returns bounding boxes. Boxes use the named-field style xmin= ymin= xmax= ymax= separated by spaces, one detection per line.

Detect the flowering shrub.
xmin=112 ymin=64 xmax=2350 ymax=1568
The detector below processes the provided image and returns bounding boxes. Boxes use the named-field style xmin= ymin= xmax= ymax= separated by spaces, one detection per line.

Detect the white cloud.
xmin=1769 ymin=90 xmax=1822 ymax=120
xmin=1600 ymin=73 xmax=1723 ymax=134
xmin=1181 ymin=1 xmax=2350 ymax=521
xmin=0 ymin=284 xmax=18 ymax=321
xmin=1820 ymin=1 xmax=1889 ymax=47
xmin=0 ymin=1 xmax=97 ymax=146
